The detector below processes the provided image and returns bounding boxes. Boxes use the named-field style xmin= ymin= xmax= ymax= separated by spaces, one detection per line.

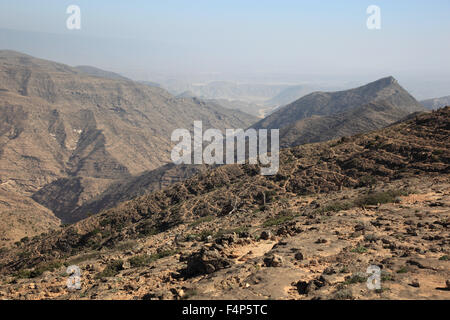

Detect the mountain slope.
xmin=278 ymin=102 xmax=418 ymax=148
xmin=421 ymin=95 xmax=450 ymax=110
xmin=253 ymin=77 xmax=425 ymax=132
xmin=0 ymin=50 xmax=257 ymax=242
xmin=264 ymin=84 xmax=341 ymax=108
xmin=73 ymin=65 xmax=130 ymax=81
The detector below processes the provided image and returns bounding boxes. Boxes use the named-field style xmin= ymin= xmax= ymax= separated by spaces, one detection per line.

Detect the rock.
xmin=212 ymin=243 xmax=225 ymax=252
xmin=215 ymin=233 xmax=238 ymax=245
xmin=323 ymin=267 xmax=336 ymax=275
xmin=124 ymin=283 xmax=139 ymax=291
xmin=263 ymin=254 xmax=283 ymax=267
xmin=184 ymin=247 xmax=232 ymax=277
xmin=170 ymin=288 xmax=185 ymax=298
xmin=276 ymin=222 xmax=303 ymax=236
xmin=294 ymin=251 xmax=304 ymax=261
xmin=239 ymin=231 xmax=250 ymax=238
xmin=410 ymin=279 xmax=420 ymax=288
xmin=122 ymin=261 xmax=131 ymax=270
xmin=295 ymin=276 xmax=329 ymax=295
xmin=446 ymin=280 xmax=450 ymax=289
xmin=260 ymin=231 xmax=271 ymax=240
xmin=205 ymin=263 xmax=215 ymax=273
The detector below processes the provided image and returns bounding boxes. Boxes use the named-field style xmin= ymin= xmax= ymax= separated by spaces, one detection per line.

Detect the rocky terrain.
xmin=0 ymin=107 xmax=448 ymax=300
xmin=0 ymin=50 xmax=257 ymax=243
xmin=63 ymin=78 xmax=433 ymax=224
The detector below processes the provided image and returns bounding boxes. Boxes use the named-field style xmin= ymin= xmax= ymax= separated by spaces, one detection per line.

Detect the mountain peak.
xmin=364 ymin=76 xmax=398 ymax=89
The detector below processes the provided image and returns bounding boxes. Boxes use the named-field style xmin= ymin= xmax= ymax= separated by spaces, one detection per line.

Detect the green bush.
xmin=189 ymin=215 xmax=215 ymax=227
xmin=128 ymin=250 xmax=178 ymax=268
xmin=396 ymin=266 xmax=409 ymax=274
xmin=95 ymin=260 xmax=124 ymax=279
xmin=315 ymin=201 xmax=353 ymax=214
xmin=344 ymin=273 xmax=367 ymax=285
xmin=355 ymin=190 xmax=409 ymax=206
xmin=263 ymin=210 xmax=298 ymax=227
xmin=350 ymin=246 xmax=368 ymax=254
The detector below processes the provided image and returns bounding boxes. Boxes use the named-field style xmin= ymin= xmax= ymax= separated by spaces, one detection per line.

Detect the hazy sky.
xmin=0 ymin=0 xmax=449 ymax=97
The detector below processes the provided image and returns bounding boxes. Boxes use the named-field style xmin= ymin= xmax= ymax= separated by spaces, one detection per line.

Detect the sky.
xmin=0 ymin=0 xmax=449 ymax=97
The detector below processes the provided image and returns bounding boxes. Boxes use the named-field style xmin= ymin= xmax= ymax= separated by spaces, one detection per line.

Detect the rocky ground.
xmin=0 ymin=176 xmax=448 ymax=300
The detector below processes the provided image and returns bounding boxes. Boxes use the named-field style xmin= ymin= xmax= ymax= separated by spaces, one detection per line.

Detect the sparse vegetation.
xmin=344 ymin=273 xmax=367 ymax=285
xmin=396 ymin=266 xmax=409 ymax=274
xmin=350 ymin=246 xmax=368 ymax=254
xmin=333 ymin=289 xmax=354 ymax=300
xmin=15 ymin=261 xmax=63 ymax=279
xmin=95 ymin=260 xmax=124 ymax=279
xmin=355 ymin=190 xmax=409 ymax=206
xmin=263 ymin=210 xmax=299 ymax=227
xmin=189 ymin=215 xmax=215 ymax=227
xmin=181 ymin=288 xmax=199 ymax=300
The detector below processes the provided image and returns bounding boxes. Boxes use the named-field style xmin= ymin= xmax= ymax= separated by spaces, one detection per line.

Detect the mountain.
xmin=254 ymin=77 xmax=424 ymax=130
xmin=253 ymin=77 xmax=426 ymax=147
xmin=29 ymin=76 xmax=429 ymax=223
xmin=0 ymin=106 xmax=448 ymax=300
xmin=421 ymin=95 xmax=450 ymax=110
xmin=139 ymin=80 xmax=161 ymax=88
xmin=204 ymin=98 xmax=268 ymax=118
xmin=164 ymin=80 xmax=290 ymax=104
xmin=74 ymin=66 xmax=129 ymax=81
xmin=278 ymin=102 xmax=419 ymax=148
xmin=0 ymin=50 xmax=257 ymax=243
xmin=264 ymin=84 xmax=341 ymax=107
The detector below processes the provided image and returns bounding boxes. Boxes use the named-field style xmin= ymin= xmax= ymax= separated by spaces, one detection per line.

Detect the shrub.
xmin=214 ymin=227 xmax=248 ymax=238
xmin=189 ymin=215 xmax=215 ymax=227
xmin=95 ymin=260 xmax=124 ymax=279
xmin=351 ymin=246 xmax=368 ymax=254
xmin=16 ymin=261 xmax=63 ymax=279
xmin=263 ymin=210 xmax=298 ymax=227
xmin=344 ymin=273 xmax=367 ymax=285
xmin=333 ymin=289 xmax=354 ymax=300
xmin=128 ymin=250 xmax=178 ymax=268
xmin=355 ymin=190 xmax=409 ymax=206
xmin=315 ymin=201 xmax=353 ymax=214
xmin=396 ymin=266 xmax=409 ymax=274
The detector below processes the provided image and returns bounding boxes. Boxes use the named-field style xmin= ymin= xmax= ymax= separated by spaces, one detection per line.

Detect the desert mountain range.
xmin=0 ymin=50 xmax=256 ymax=243
xmin=0 ymin=51 xmax=436 ymax=244
xmin=0 ymin=105 xmax=448 ymax=300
